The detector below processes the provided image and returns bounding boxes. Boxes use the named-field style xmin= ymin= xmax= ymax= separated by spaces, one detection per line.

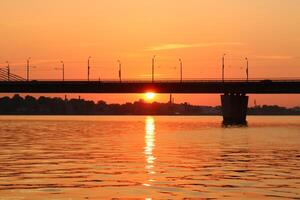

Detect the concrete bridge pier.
xmin=221 ymin=93 xmax=249 ymax=125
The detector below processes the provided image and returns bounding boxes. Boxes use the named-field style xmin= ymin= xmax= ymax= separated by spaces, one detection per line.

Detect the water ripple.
xmin=0 ymin=116 xmax=299 ymax=199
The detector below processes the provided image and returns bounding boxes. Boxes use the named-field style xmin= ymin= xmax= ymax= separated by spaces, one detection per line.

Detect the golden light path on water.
xmin=144 ymin=116 xmax=156 ymax=188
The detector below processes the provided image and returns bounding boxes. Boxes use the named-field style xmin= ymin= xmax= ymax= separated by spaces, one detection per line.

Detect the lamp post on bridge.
xmin=87 ymin=56 xmax=92 ymax=81
xmin=179 ymin=58 xmax=183 ymax=82
xmin=152 ymin=55 xmax=156 ymax=83
xmin=117 ymin=60 xmax=122 ymax=82
xmin=61 ymin=61 xmax=65 ymax=81
xmin=55 ymin=61 xmax=65 ymax=81
xmin=245 ymin=57 xmax=249 ymax=82
xmin=27 ymin=57 xmax=31 ymax=81
xmin=6 ymin=61 xmax=10 ymax=81
xmin=222 ymin=54 xmax=226 ymax=82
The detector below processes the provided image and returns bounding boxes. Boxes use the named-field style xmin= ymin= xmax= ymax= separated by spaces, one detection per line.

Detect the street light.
xmin=27 ymin=57 xmax=31 ymax=81
xmin=54 ymin=61 xmax=65 ymax=81
xmin=222 ymin=54 xmax=226 ymax=82
xmin=88 ymin=56 xmax=91 ymax=81
xmin=6 ymin=61 xmax=10 ymax=81
xmin=60 ymin=60 xmax=65 ymax=81
xmin=152 ymin=55 xmax=156 ymax=83
xmin=179 ymin=59 xmax=183 ymax=82
xmin=61 ymin=61 xmax=65 ymax=81
xmin=245 ymin=57 xmax=249 ymax=82
xmin=117 ymin=60 xmax=122 ymax=82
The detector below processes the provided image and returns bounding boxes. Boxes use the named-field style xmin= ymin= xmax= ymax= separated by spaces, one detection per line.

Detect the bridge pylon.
xmin=221 ymin=93 xmax=249 ymax=125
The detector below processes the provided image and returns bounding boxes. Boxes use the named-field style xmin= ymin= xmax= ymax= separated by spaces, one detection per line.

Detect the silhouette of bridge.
xmin=0 ymin=67 xmax=299 ymax=125
xmin=0 ymin=79 xmax=299 ymax=94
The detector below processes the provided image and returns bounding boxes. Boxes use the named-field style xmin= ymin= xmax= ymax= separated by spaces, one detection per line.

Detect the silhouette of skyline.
xmin=1 ymin=94 xmax=299 ymax=115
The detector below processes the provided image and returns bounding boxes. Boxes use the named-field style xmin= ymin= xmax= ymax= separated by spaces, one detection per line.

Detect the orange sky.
xmin=0 ymin=0 xmax=299 ymax=106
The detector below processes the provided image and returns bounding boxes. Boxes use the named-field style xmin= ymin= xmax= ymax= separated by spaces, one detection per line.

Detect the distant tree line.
xmin=0 ymin=94 xmax=299 ymax=115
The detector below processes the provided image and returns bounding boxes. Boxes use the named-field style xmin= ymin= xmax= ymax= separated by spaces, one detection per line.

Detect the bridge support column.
xmin=221 ymin=93 xmax=248 ymax=125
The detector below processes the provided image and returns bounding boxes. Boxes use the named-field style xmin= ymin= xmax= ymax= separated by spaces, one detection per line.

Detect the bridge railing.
xmin=1 ymin=78 xmax=300 ymax=83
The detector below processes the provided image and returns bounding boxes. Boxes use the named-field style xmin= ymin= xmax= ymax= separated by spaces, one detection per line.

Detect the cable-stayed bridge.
xmin=0 ymin=68 xmax=26 ymax=81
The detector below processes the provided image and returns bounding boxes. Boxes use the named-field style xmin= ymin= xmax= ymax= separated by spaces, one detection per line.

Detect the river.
xmin=0 ymin=116 xmax=299 ymax=199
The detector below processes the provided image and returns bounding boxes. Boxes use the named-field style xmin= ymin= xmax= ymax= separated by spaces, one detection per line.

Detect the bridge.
xmin=0 ymin=66 xmax=300 ymax=124
xmin=0 ymin=79 xmax=299 ymax=94
xmin=0 ymin=78 xmax=300 ymax=125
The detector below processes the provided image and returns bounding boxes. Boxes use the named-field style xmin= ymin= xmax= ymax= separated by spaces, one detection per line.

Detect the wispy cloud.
xmin=254 ymin=55 xmax=295 ymax=60
xmin=75 ymin=43 xmax=100 ymax=47
xmin=138 ymin=73 xmax=169 ymax=77
xmin=145 ymin=42 xmax=244 ymax=51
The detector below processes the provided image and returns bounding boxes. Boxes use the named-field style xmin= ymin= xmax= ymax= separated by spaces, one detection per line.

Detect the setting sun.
xmin=145 ymin=92 xmax=156 ymax=101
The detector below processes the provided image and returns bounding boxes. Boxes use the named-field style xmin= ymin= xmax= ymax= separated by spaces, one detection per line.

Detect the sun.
xmin=145 ymin=92 xmax=156 ymax=101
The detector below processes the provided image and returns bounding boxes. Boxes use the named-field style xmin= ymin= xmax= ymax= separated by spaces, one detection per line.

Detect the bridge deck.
xmin=0 ymin=80 xmax=300 ymax=94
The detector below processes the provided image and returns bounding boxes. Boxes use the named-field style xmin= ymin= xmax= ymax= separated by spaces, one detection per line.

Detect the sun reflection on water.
xmin=144 ymin=116 xmax=156 ymax=187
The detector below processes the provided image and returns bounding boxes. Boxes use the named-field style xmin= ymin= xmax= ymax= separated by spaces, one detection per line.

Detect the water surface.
xmin=0 ymin=116 xmax=299 ymax=199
